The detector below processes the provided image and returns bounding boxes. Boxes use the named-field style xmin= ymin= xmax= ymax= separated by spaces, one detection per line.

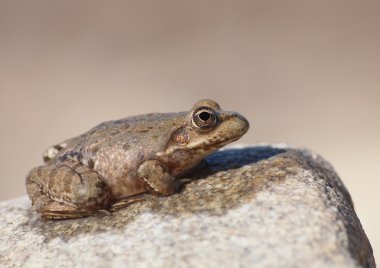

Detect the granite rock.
xmin=0 ymin=145 xmax=375 ymax=268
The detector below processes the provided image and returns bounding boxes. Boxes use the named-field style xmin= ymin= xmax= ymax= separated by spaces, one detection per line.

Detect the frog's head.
xmin=162 ymin=99 xmax=249 ymax=176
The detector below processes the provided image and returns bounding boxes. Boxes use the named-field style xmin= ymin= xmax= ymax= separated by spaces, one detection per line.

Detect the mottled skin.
xmin=26 ymin=100 xmax=249 ymax=219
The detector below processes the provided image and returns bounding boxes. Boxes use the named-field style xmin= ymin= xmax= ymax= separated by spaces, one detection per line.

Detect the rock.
xmin=0 ymin=145 xmax=375 ymax=268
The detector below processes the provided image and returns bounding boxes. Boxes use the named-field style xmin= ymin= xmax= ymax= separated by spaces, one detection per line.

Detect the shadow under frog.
xmin=22 ymin=146 xmax=287 ymax=242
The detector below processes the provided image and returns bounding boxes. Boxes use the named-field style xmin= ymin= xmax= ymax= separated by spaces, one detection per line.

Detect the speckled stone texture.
xmin=0 ymin=145 xmax=375 ymax=268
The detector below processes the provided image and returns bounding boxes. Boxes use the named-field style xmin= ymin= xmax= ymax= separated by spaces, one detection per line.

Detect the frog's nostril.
xmin=241 ymin=116 xmax=250 ymax=130
xmin=240 ymin=116 xmax=250 ymax=133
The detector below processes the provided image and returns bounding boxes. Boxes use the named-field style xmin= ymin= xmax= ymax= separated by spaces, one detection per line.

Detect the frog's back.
xmin=54 ymin=112 xmax=187 ymax=162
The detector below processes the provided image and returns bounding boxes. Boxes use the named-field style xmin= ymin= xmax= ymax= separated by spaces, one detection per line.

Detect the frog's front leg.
xmin=137 ymin=160 xmax=180 ymax=195
xmin=26 ymin=159 xmax=111 ymax=219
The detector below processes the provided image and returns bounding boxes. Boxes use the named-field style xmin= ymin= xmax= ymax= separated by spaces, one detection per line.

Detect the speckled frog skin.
xmin=26 ymin=100 xmax=249 ymax=219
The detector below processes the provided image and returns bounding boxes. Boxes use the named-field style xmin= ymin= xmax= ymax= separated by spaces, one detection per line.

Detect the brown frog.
xmin=26 ymin=100 xmax=249 ymax=219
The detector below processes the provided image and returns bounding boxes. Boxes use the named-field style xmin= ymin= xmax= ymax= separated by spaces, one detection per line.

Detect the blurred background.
xmin=0 ymin=0 xmax=379 ymax=261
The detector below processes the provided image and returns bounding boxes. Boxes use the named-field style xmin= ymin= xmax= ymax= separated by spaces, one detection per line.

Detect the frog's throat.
xmin=162 ymin=135 xmax=240 ymax=156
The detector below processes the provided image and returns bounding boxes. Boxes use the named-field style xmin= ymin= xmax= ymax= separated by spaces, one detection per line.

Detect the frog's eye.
xmin=191 ymin=107 xmax=219 ymax=131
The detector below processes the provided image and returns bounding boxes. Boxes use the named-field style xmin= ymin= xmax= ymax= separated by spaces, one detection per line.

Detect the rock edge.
xmin=0 ymin=145 xmax=375 ymax=268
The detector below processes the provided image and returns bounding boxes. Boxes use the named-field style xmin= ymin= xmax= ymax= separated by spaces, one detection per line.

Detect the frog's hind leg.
xmin=34 ymin=195 xmax=100 ymax=219
xmin=26 ymin=159 xmax=112 ymax=219
xmin=40 ymin=203 xmax=101 ymax=220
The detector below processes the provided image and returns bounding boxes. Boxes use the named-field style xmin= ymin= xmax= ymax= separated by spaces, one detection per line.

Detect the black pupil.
xmin=199 ymin=111 xmax=211 ymax=121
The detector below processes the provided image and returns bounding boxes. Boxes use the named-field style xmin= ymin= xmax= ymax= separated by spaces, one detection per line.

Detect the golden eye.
xmin=191 ymin=107 xmax=218 ymax=131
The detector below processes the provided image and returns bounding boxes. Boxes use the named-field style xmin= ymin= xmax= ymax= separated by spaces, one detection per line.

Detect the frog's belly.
xmin=106 ymin=173 xmax=147 ymax=200
xmin=88 ymin=166 xmax=147 ymax=200
xmin=89 ymin=148 xmax=148 ymax=199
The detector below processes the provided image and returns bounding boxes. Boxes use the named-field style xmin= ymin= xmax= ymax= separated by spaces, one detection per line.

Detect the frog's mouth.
xmin=164 ymin=111 xmax=249 ymax=156
xmin=200 ymin=111 xmax=249 ymax=150
xmin=188 ymin=122 xmax=249 ymax=156
xmin=194 ymin=134 xmax=243 ymax=153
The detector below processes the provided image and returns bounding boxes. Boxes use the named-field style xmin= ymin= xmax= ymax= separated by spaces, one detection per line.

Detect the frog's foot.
xmin=39 ymin=201 xmax=101 ymax=219
xmin=176 ymin=178 xmax=192 ymax=188
xmin=109 ymin=194 xmax=147 ymax=212
xmin=26 ymin=159 xmax=111 ymax=219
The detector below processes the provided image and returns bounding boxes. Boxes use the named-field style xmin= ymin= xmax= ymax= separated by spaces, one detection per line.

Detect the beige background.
xmin=1 ymin=0 xmax=379 ymax=262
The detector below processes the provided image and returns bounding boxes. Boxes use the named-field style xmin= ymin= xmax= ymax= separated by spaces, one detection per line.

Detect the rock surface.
xmin=0 ymin=145 xmax=375 ymax=268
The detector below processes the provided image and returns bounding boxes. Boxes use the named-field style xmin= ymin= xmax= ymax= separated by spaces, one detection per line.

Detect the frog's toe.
xmin=109 ymin=194 xmax=147 ymax=212
xmin=38 ymin=200 xmax=100 ymax=219
xmin=176 ymin=178 xmax=192 ymax=188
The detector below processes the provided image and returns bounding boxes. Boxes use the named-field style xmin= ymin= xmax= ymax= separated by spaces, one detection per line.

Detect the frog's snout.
xmin=218 ymin=111 xmax=250 ymax=141
xmin=234 ymin=112 xmax=250 ymax=135
xmin=227 ymin=112 xmax=249 ymax=132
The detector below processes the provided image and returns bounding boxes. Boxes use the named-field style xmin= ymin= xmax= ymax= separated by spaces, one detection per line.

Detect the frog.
xmin=26 ymin=99 xmax=249 ymax=219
